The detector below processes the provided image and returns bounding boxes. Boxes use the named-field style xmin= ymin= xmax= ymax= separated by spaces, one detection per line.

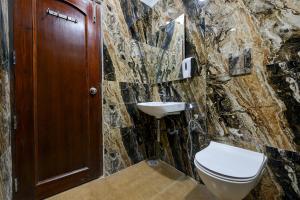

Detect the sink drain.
xmin=147 ymin=160 xmax=159 ymax=167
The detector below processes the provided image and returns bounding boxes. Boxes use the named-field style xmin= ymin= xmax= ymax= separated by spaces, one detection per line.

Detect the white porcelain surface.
xmin=195 ymin=160 xmax=265 ymax=200
xmin=195 ymin=141 xmax=266 ymax=179
xmin=194 ymin=141 xmax=267 ymax=200
xmin=137 ymin=102 xmax=186 ymax=118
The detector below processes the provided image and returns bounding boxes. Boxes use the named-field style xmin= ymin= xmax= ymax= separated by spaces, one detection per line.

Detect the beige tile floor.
xmin=47 ymin=160 xmax=217 ymax=200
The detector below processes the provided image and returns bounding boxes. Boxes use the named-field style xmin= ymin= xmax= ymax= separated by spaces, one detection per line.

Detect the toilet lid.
xmin=195 ymin=142 xmax=266 ymax=179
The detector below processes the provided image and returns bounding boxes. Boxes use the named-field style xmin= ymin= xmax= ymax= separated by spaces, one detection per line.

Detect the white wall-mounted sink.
xmin=137 ymin=102 xmax=186 ymax=119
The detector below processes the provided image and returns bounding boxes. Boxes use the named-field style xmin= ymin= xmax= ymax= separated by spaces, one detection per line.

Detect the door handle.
xmin=89 ymin=87 xmax=97 ymax=95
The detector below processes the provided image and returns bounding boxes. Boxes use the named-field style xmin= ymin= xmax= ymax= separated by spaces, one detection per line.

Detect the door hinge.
xmin=12 ymin=50 xmax=16 ymax=65
xmin=92 ymin=0 xmax=97 ymax=23
xmin=13 ymin=115 xmax=17 ymax=130
xmin=91 ymin=0 xmax=101 ymax=24
xmin=14 ymin=178 xmax=18 ymax=193
xmin=91 ymin=0 xmax=102 ymax=6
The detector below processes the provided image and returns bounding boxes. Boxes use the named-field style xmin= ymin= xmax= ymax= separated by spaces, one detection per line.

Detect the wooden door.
xmin=13 ymin=0 xmax=102 ymax=199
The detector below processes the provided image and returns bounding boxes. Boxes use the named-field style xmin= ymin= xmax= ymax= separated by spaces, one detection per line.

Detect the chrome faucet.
xmin=159 ymin=91 xmax=167 ymax=103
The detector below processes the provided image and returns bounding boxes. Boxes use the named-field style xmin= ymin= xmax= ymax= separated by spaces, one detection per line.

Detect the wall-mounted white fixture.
xmin=137 ymin=102 xmax=186 ymax=119
xmin=182 ymin=57 xmax=193 ymax=79
xmin=194 ymin=141 xmax=267 ymax=200
xmin=137 ymin=101 xmax=186 ymax=162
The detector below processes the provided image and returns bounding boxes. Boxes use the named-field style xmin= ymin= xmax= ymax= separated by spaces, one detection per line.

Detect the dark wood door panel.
xmin=13 ymin=0 xmax=103 ymax=199
xmin=36 ymin=0 xmax=89 ymax=183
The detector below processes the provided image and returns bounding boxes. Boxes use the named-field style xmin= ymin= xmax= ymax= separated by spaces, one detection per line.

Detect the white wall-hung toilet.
xmin=194 ymin=141 xmax=267 ymax=200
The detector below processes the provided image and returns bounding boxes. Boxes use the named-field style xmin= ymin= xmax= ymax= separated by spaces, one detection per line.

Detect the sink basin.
xmin=137 ymin=102 xmax=186 ymax=119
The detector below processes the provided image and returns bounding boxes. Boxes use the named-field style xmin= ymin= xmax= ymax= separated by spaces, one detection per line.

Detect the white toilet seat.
xmin=195 ymin=141 xmax=267 ymax=179
xmin=194 ymin=141 xmax=268 ymax=200
xmin=194 ymin=157 xmax=267 ymax=183
xmin=194 ymin=159 xmax=265 ymax=183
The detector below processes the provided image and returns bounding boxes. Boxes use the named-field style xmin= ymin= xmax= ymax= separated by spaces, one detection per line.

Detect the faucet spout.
xmin=159 ymin=92 xmax=167 ymax=103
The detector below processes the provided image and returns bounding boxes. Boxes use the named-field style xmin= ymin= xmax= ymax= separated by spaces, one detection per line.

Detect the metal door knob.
xmin=90 ymin=87 xmax=97 ymax=95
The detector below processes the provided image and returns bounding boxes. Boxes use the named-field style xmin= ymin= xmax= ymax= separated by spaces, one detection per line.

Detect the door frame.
xmin=12 ymin=0 xmax=103 ymax=199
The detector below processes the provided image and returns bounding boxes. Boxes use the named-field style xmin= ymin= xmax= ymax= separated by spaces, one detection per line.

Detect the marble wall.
xmin=0 ymin=0 xmax=11 ymax=199
xmin=102 ymin=0 xmax=300 ymax=199
xmin=1 ymin=0 xmax=300 ymax=200
xmin=204 ymin=0 xmax=300 ymax=199
xmin=102 ymin=0 xmax=207 ymax=178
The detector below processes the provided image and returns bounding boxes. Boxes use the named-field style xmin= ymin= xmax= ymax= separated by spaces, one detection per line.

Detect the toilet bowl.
xmin=194 ymin=141 xmax=267 ymax=200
